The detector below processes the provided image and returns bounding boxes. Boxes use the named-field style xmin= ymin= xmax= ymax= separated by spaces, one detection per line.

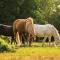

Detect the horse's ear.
xmin=26 ymin=17 xmax=33 ymax=23
xmin=28 ymin=16 xmax=32 ymax=18
xmin=27 ymin=17 xmax=33 ymax=21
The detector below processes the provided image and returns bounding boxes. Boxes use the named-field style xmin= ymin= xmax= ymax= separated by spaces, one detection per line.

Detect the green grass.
xmin=14 ymin=47 xmax=60 ymax=56
xmin=0 ymin=37 xmax=60 ymax=60
xmin=0 ymin=37 xmax=16 ymax=52
xmin=0 ymin=47 xmax=60 ymax=60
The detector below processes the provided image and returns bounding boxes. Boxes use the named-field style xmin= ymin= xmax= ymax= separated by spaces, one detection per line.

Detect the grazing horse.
xmin=0 ymin=24 xmax=15 ymax=44
xmin=34 ymin=24 xmax=60 ymax=46
xmin=13 ymin=17 xmax=34 ymax=46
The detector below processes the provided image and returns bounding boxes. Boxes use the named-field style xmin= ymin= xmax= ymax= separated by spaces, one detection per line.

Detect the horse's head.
xmin=54 ymin=35 xmax=60 ymax=46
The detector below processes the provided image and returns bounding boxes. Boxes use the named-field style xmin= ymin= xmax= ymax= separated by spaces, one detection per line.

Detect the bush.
xmin=0 ymin=37 xmax=15 ymax=52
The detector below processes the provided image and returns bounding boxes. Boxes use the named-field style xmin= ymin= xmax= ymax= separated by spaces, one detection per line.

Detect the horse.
xmin=34 ymin=24 xmax=60 ymax=46
xmin=13 ymin=17 xmax=34 ymax=46
xmin=0 ymin=24 xmax=15 ymax=44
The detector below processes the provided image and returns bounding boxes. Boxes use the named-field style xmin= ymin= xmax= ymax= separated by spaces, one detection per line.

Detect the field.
xmin=0 ymin=42 xmax=60 ymax=60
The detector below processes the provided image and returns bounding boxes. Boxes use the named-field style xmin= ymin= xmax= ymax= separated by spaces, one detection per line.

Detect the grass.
xmin=0 ymin=45 xmax=60 ymax=60
xmin=0 ymin=37 xmax=60 ymax=60
xmin=15 ymin=47 xmax=60 ymax=56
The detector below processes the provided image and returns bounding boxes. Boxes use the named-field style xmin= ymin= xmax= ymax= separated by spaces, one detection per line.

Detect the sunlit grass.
xmin=0 ymin=47 xmax=60 ymax=60
xmin=0 ymin=37 xmax=60 ymax=60
xmin=15 ymin=47 xmax=60 ymax=56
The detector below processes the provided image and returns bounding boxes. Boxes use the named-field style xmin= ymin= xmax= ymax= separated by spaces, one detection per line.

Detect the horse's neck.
xmin=52 ymin=26 xmax=60 ymax=37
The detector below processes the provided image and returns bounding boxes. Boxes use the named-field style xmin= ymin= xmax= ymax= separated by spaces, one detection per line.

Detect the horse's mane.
xmin=27 ymin=17 xmax=33 ymax=22
xmin=45 ymin=24 xmax=59 ymax=37
xmin=49 ymin=24 xmax=59 ymax=37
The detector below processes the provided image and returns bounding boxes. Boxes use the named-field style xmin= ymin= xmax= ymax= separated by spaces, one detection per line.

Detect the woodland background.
xmin=0 ymin=0 xmax=60 ymax=32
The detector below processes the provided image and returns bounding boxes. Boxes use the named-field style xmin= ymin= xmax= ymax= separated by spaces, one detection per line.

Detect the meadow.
xmin=0 ymin=37 xmax=60 ymax=60
xmin=0 ymin=47 xmax=60 ymax=60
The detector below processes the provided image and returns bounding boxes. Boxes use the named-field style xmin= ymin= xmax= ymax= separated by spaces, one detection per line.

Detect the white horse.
xmin=34 ymin=24 xmax=60 ymax=46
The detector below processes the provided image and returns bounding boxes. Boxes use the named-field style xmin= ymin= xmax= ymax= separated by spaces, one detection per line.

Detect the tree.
xmin=48 ymin=2 xmax=60 ymax=32
xmin=0 ymin=0 xmax=59 ymax=27
xmin=0 ymin=0 xmax=25 ymax=24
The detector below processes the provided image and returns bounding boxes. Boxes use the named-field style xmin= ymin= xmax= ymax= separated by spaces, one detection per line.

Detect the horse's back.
xmin=13 ymin=17 xmax=34 ymax=35
xmin=34 ymin=24 xmax=53 ymax=37
xmin=13 ymin=19 xmax=26 ymax=33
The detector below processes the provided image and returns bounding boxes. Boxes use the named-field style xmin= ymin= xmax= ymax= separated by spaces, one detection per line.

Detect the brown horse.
xmin=13 ymin=17 xmax=34 ymax=46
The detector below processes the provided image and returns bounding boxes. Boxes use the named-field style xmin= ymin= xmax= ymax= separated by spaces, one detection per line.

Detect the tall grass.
xmin=0 ymin=37 xmax=60 ymax=60
xmin=0 ymin=37 xmax=15 ymax=52
xmin=0 ymin=47 xmax=60 ymax=60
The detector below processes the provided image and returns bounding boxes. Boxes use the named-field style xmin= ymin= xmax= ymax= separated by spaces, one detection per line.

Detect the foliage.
xmin=49 ymin=1 xmax=60 ymax=32
xmin=0 ymin=0 xmax=60 ymax=31
xmin=0 ymin=37 xmax=15 ymax=52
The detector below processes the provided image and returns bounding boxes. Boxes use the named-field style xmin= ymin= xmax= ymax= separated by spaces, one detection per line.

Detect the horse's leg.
xmin=11 ymin=37 xmax=13 ymax=44
xmin=11 ymin=36 xmax=16 ymax=45
xmin=16 ymin=32 xmax=20 ymax=46
xmin=22 ymin=34 xmax=26 ymax=45
xmin=26 ymin=34 xmax=31 ymax=46
xmin=13 ymin=36 xmax=17 ymax=45
xmin=16 ymin=33 xmax=18 ymax=44
xmin=29 ymin=35 xmax=33 ymax=46
xmin=42 ymin=36 xmax=47 ymax=47
xmin=14 ymin=32 xmax=17 ymax=45
xmin=53 ymin=37 xmax=57 ymax=46
xmin=19 ymin=34 xmax=23 ymax=46
xmin=27 ymin=34 xmax=29 ymax=46
xmin=48 ymin=36 xmax=51 ymax=47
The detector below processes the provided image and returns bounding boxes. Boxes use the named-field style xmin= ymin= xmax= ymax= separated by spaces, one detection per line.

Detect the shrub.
xmin=0 ymin=37 xmax=15 ymax=52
